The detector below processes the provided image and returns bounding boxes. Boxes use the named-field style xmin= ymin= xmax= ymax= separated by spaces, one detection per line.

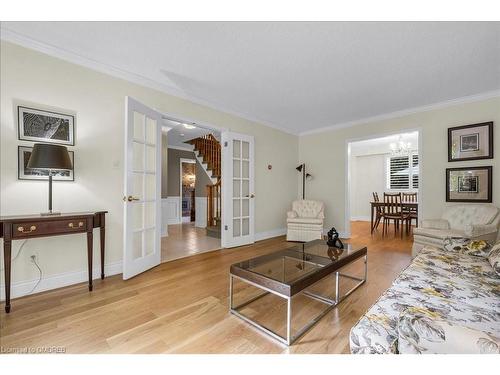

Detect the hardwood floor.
xmin=161 ymin=223 xmax=221 ymax=262
xmin=0 ymin=221 xmax=412 ymax=354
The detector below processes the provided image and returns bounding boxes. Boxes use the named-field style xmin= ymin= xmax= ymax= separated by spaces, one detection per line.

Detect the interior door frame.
xmin=159 ymin=110 xmax=227 ymax=249
xmin=179 ymin=157 xmax=196 ymax=224
xmin=344 ymin=127 xmax=423 ymax=238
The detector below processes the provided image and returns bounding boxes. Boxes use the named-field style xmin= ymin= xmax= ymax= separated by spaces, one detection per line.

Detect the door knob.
xmin=123 ymin=195 xmax=140 ymax=202
xmin=250 ymin=193 xmax=255 ymax=198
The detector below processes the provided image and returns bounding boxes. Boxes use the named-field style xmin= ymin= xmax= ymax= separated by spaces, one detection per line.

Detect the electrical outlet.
xmin=30 ymin=252 xmax=39 ymax=263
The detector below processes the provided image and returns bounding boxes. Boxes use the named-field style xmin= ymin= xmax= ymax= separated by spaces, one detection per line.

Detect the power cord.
xmin=0 ymin=240 xmax=27 ymax=272
xmin=29 ymin=255 xmax=43 ymax=295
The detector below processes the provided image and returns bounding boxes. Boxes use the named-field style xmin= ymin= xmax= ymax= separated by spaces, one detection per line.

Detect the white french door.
xmin=123 ymin=97 xmax=162 ymax=279
xmin=221 ymin=132 xmax=255 ymax=248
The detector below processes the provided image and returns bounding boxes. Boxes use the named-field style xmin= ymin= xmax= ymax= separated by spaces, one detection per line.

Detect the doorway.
xmin=180 ymin=158 xmax=196 ymax=223
xmin=345 ymin=129 xmax=422 ymax=239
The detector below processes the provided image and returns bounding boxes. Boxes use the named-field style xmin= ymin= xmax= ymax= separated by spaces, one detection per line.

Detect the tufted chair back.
xmin=292 ymin=200 xmax=325 ymax=218
xmin=442 ymin=204 xmax=500 ymax=230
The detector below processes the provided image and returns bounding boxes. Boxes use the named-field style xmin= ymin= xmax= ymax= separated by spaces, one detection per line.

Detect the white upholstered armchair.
xmin=286 ymin=200 xmax=325 ymax=242
xmin=412 ymin=204 xmax=500 ymax=256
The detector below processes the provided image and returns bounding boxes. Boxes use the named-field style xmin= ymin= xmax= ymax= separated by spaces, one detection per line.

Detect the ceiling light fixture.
xmin=183 ymin=123 xmax=196 ymax=130
xmin=390 ymin=135 xmax=412 ymax=156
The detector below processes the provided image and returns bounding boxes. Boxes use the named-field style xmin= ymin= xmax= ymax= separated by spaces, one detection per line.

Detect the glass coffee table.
xmin=229 ymin=240 xmax=367 ymax=345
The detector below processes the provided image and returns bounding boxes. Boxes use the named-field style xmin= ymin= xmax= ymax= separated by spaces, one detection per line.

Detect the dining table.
xmin=370 ymin=201 xmax=419 ymax=234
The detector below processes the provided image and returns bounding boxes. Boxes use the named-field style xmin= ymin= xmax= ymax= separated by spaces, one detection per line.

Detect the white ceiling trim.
xmin=0 ymin=26 xmax=298 ymax=136
xmin=300 ymin=89 xmax=500 ymax=136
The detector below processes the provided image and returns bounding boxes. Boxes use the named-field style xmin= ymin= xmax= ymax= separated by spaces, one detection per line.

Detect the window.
xmin=387 ymin=152 xmax=419 ymax=190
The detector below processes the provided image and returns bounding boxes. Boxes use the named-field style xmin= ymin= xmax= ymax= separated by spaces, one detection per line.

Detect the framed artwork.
xmin=448 ymin=122 xmax=493 ymax=162
xmin=18 ymin=146 xmax=74 ymax=181
xmin=446 ymin=166 xmax=492 ymax=203
xmin=18 ymin=106 xmax=75 ymax=146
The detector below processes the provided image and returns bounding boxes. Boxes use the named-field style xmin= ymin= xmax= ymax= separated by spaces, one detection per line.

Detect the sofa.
xmin=350 ymin=239 xmax=500 ymax=354
xmin=286 ymin=200 xmax=325 ymax=242
xmin=412 ymin=204 xmax=500 ymax=257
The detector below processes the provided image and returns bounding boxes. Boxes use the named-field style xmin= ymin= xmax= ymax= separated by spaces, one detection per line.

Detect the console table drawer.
xmin=12 ymin=219 xmax=88 ymax=238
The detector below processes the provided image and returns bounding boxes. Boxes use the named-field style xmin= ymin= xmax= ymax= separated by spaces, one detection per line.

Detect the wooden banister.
xmin=206 ymin=179 xmax=221 ymax=227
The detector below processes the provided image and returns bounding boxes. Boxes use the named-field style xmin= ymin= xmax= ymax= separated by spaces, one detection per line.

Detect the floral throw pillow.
xmin=443 ymin=237 xmax=492 ymax=258
xmin=488 ymin=241 xmax=500 ymax=276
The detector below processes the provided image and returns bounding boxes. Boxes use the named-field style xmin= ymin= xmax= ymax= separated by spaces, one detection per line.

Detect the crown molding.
xmin=0 ymin=27 xmax=298 ymax=137
xmin=299 ymin=89 xmax=500 ymax=136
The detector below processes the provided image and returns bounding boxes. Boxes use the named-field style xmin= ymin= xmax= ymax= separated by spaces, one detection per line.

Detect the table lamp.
xmin=27 ymin=143 xmax=73 ymax=215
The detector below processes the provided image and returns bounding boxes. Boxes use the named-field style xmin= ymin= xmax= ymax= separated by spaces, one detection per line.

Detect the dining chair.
xmin=383 ymin=192 xmax=410 ymax=238
xmin=402 ymin=192 xmax=418 ymax=233
xmin=372 ymin=192 xmax=383 ymax=231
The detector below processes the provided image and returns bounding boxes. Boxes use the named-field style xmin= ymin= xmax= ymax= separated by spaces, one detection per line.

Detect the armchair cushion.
xmin=464 ymin=223 xmax=498 ymax=238
xmin=398 ymin=309 xmax=500 ymax=354
xmin=287 ymin=217 xmax=323 ymax=225
xmin=421 ymin=219 xmax=450 ymax=230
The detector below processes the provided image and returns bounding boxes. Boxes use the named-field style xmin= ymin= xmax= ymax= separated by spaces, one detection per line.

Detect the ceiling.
xmin=350 ymin=131 xmax=418 ymax=156
xmin=2 ymin=22 xmax=499 ymax=135
xmin=163 ymin=118 xmax=220 ymax=149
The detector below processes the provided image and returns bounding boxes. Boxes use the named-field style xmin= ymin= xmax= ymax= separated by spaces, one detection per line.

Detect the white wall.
xmin=0 ymin=41 xmax=298 ymax=295
xmin=300 ymin=97 xmax=500 ymax=236
xmin=350 ymin=154 xmax=387 ymax=220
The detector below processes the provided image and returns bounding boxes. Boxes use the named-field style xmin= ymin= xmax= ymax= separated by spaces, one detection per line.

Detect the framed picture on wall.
xmin=18 ymin=106 xmax=75 ymax=145
xmin=446 ymin=166 xmax=492 ymax=203
xmin=18 ymin=146 xmax=74 ymax=181
xmin=448 ymin=122 xmax=493 ymax=162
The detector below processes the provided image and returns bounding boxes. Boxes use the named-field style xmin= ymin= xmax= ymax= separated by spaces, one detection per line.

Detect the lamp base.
xmin=40 ymin=211 xmax=61 ymax=216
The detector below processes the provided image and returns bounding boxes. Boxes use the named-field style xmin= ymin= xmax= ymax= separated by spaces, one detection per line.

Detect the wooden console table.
xmin=0 ymin=211 xmax=107 ymax=313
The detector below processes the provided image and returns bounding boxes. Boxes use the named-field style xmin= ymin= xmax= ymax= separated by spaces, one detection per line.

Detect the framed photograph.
xmin=448 ymin=122 xmax=493 ymax=162
xmin=18 ymin=106 xmax=75 ymax=145
xmin=18 ymin=146 xmax=74 ymax=181
xmin=446 ymin=166 xmax=492 ymax=203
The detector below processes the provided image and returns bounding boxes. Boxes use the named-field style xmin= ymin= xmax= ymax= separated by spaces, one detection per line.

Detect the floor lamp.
xmin=296 ymin=163 xmax=312 ymax=199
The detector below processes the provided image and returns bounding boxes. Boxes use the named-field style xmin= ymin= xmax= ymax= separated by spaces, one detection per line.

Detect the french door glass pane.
xmin=133 ymin=112 xmax=145 ymax=141
xmin=233 ymin=159 xmax=240 ymax=177
xmin=233 ymin=199 xmax=240 ymax=217
xmin=233 ymin=218 xmax=241 ymax=237
xmin=144 ymin=202 xmax=156 ymax=228
xmin=242 ymin=180 xmax=249 ymax=197
xmin=233 ymin=180 xmax=241 ymax=197
xmin=132 ymin=232 xmax=142 ymax=259
xmin=132 ymin=203 xmax=143 ymax=230
xmin=242 ymin=161 xmax=249 ymax=178
xmin=145 ymin=174 xmax=156 ymax=200
xmin=242 ymin=141 xmax=249 ymax=159
xmin=233 ymin=140 xmax=241 ymax=158
xmin=133 ymin=173 xmax=143 ymax=199
xmin=144 ymin=229 xmax=155 ymax=256
xmin=145 ymin=145 xmax=156 ymax=172
xmin=242 ymin=199 xmax=249 ymax=217
xmin=145 ymin=117 xmax=156 ymax=144
xmin=242 ymin=218 xmax=249 ymax=236
xmin=133 ymin=142 xmax=144 ymax=171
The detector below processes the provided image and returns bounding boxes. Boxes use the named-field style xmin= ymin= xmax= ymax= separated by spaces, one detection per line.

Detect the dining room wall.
xmin=299 ymin=95 xmax=500 ymax=237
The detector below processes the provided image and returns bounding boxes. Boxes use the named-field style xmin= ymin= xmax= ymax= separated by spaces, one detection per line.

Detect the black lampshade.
xmin=27 ymin=143 xmax=73 ymax=171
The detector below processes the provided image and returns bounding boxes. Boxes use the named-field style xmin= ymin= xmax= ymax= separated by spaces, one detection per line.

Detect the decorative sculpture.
xmin=326 ymin=226 xmax=344 ymax=249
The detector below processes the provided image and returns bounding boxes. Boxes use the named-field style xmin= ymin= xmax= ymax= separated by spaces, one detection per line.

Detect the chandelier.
xmin=390 ymin=136 xmax=412 ymax=156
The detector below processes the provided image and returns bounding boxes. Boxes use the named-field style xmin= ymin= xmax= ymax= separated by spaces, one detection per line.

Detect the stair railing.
xmin=189 ymin=134 xmax=221 ymax=178
xmin=206 ymin=179 xmax=221 ymax=227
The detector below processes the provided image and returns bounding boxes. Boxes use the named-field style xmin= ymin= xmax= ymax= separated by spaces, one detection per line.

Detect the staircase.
xmin=186 ymin=134 xmax=221 ymax=238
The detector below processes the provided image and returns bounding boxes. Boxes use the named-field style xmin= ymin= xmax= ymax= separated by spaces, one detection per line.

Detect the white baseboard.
xmin=350 ymin=216 xmax=371 ymax=222
xmin=0 ymin=261 xmax=122 ymax=301
xmin=255 ymin=228 xmax=286 ymax=241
